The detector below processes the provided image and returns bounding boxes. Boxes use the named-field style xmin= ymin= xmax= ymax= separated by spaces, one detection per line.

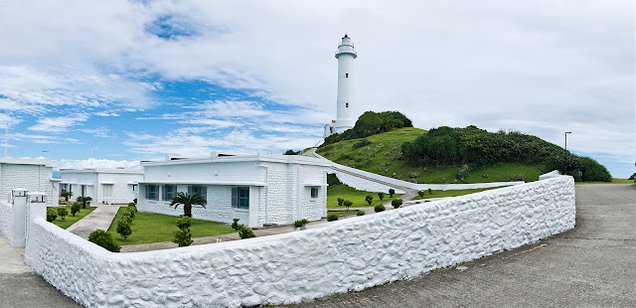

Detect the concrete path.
xmin=290 ymin=184 xmax=636 ymax=307
xmin=0 ymin=236 xmax=79 ymax=307
xmin=67 ymin=205 xmax=122 ymax=239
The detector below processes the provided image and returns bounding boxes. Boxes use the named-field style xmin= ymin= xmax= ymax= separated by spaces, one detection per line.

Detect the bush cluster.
xmin=57 ymin=207 xmax=68 ymax=221
xmin=402 ymin=125 xmax=612 ymax=182
xmin=231 ymin=218 xmax=256 ymax=239
xmin=293 ymin=218 xmax=309 ymax=229
xmin=46 ymin=208 xmax=58 ymax=222
xmin=327 ymin=213 xmax=339 ymax=221
xmin=377 ymin=192 xmax=385 ymax=200
xmin=391 ymin=199 xmax=403 ymax=209
xmin=322 ymin=111 xmax=413 ymax=146
xmin=374 ymin=204 xmax=385 ymax=212
xmin=88 ymin=229 xmax=120 ymax=252
xmin=116 ymin=206 xmax=137 ymax=240
xmin=70 ymin=202 xmax=82 ymax=216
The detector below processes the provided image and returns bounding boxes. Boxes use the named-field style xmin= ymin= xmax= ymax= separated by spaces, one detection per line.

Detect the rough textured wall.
xmin=0 ymin=165 xmax=54 ymax=205
xmin=0 ymin=200 xmax=12 ymax=240
xmin=27 ymin=176 xmax=575 ymax=308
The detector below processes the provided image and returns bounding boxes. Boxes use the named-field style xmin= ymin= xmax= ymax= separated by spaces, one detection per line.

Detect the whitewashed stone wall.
xmin=539 ymin=170 xmax=561 ymax=180
xmin=0 ymin=164 xmax=54 ymax=205
xmin=314 ymin=152 xmax=524 ymax=191
xmin=0 ymin=200 xmax=12 ymax=240
xmin=332 ymin=170 xmax=405 ymax=194
xmin=25 ymin=176 xmax=575 ymax=307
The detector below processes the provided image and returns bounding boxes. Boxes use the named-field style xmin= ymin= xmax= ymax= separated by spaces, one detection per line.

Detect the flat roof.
xmin=141 ymin=153 xmax=332 ymax=167
xmin=0 ymin=157 xmax=53 ymax=167
xmin=60 ymin=168 xmax=144 ymax=175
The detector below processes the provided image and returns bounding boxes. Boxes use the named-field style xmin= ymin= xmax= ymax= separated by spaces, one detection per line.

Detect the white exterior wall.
xmin=0 ymin=200 xmax=11 ymax=240
xmin=0 ymin=163 xmax=55 ymax=206
xmin=137 ymin=157 xmax=328 ymax=227
xmin=25 ymin=176 xmax=575 ymax=307
xmin=61 ymin=170 xmax=142 ymax=204
xmin=335 ymin=35 xmax=356 ymax=133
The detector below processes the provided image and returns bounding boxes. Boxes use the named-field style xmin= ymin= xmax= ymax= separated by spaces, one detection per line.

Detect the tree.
xmin=418 ymin=190 xmax=425 ymax=198
xmin=70 ymin=202 xmax=81 ymax=216
xmin=116 ymin=219 xmax=132 ymax=240
xmin=344 ymin=200 xmax=353 ymax=211
xmin=377 ymin=192 xmax=385 ymax=200
xmin=57 ymin=207 xmax=68 ymax=220
xmin=76 ymin=196 xmax=92 ymax=209
xmin=60 ymin=191 xmax=73 ymax=202
xmin=391 ymin=199 xmax=403 ymax=208
xmin=170 ymin=192 xmax=207 ymax=217
xmin=337 ymin=198 xmax=345 ymax=206
xmin=388 ymin=188 xmax=395 ymax=198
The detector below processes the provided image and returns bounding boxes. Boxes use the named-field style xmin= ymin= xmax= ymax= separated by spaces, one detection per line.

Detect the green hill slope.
xmin=318 ymin=124 xmax=611 ymax=184
xmin=318 ymin=128 xmax=545 ymax=184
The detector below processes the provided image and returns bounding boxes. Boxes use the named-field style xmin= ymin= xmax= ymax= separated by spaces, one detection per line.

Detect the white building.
xmin=137 ymin=154 xmax=330 ymax=228
xmin=60 ymin=168 xmax=143 ymax=204
xmin=325 ymin=34 xmax=358 ymax=138
xmin=0 ymin=158 xmax=58 ymax=206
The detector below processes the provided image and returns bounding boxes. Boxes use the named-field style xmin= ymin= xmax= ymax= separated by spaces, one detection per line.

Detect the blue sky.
xmin=0 ymin=0 xmax=633 ymax=177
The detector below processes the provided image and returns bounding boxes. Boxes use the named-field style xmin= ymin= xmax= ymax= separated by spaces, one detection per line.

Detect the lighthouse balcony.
xmin=335 ymin=46 xmax=357 ymax=58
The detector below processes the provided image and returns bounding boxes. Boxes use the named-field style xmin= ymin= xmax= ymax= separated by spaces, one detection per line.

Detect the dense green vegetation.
xmin=323 ymin=111 xmax=413 ymax=146
xmin=107 ymin=209 xmax=234 ymax=245
xmin=49 ymin=206 xmax=96 ymax=229
xmin=318 ymin=113 xmax=612 ymax=183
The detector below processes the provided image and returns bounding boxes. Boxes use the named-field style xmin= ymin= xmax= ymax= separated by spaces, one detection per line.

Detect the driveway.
xmin=293 ymin=184 xmax=636 ymax=307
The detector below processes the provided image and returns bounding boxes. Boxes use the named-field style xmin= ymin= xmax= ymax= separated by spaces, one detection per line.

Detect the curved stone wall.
xmin=25 ymin=176 xmax=575 ymax=307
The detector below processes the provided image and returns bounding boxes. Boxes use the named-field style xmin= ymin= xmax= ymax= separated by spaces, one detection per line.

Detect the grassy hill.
xmin=317 ymin=128 xmax=545 ymax=184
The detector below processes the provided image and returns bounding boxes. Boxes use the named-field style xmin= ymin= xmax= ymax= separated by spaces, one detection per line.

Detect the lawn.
xmin=327 ymin=209 xmax=365 ymax=218
xmin=327 ymin=184 xmax=401 ymax=208
xmin=107 ymin=209 xmax=235 ymax=245
xmin=49 ymin=206 xmax=96 ymax=229
xmin=412 ymin=188 xmax=498 ymax=200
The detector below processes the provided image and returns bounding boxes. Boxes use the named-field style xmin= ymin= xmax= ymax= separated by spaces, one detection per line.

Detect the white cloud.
xmin=29 ymin=114 xmax=89 ymax=133
xmin=54 ymin=159 xmax=142 ymax=171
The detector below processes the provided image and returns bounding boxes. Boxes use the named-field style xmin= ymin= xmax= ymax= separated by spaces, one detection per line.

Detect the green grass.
xmin=327 ymin=209 xmax=365 ymax=218
xmin=412 ymin=188 xmax=497 ymax=200
xmin=317 ymin=128 xmax=545 ymax=184
xmin=49 ymin=206 xmax=96 ymax=229
xmin=327 ymin=184 xmax=401 ymax=208
xmin=107 ymin=209 xmax=235 ymax=246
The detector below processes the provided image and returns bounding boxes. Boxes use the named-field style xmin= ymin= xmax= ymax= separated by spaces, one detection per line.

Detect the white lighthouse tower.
xmin=324 ymin=34 xmax=357 ymax=137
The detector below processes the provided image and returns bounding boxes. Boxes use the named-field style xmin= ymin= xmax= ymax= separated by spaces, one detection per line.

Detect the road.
xmin=293 ymin=184 xmax=636 ymax=307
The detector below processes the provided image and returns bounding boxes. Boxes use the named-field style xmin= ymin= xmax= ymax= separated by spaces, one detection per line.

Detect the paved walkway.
xmin=291 ymin=184 xmax=636 ymax=307
xmin=0 ymin=236 xmax=79 ymax=307
xmin=67 ymin=205 xmax=122 ymax=239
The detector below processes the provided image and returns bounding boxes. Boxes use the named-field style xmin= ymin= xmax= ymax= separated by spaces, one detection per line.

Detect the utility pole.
xmin=564 ymin=131 xmax=572 ymax=175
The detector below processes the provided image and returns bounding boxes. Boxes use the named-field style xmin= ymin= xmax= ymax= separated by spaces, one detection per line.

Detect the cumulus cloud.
xmin=29 ymin=114 xmax=89 ymax=133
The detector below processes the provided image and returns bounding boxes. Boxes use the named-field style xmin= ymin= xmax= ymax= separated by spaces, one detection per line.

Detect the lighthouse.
xmin=324 ymin=34 xmax=357 ymax=138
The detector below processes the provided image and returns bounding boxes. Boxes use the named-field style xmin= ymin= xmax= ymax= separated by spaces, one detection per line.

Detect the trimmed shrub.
xmin=57 ymin=207 xmax=68 ymax=220
xmin=418 ymin=190 xmax=425 ymax=198
xmin=122 ymin=210 xmax=134 ymax=223
xmin=46 ymin=208 xmax=58 ymax=222
xmin=127 ymin=204 xmax=138 ymax=214
xmin=343 ymin=200 xmax=353 ymax=210
xmin=231 ymin=218 xmax=240 ymax=231
xmin=327 ymin=213 xmax=339 ymax=221
xmin=124 ymin=207 xmax=135 ymax=219
xmin=391 ymin=199 xmax=403 ymax=209
xmin=293 ymin=218 xmax=309 ymax=229
xmin=70 ymin=202 xmax=81 ymax=216
xmin=237 ymin=224 xmax=256 ymax=239
xmin=116 ymin=219 xmax=132 ymax=240
xmin=388 ymin=188 xmax=395 ymax=198
xmin=428 ymin=188 xmax=433 ymax=195
xmin=337 ymin=198 xmax=345 ymax=206
xmin=356 ymin=211 xmax=365 ymax=216
xmin=365 ymin=195 xmax=374 ymax=205
xmin=127 ymin=202 xmax=136 ymax=207
xmin=176 ymin=216 xmax=192 ymax=230
xmin=374 ymin=204 xmax=385 ymax=212
xmin=173 ymin=228 xmax=193 ymax=247
xmin=377 ymin=192 xmax=385 ymax=200
xmin=88 ymin=229 xmax=120 ymax=252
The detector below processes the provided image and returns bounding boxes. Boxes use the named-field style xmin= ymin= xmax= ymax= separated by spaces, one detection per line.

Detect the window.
xmin=188 ymin=185 xmax=207 ymax=198
xmin=232 ymin=187 xmax=250 ymax=209
xmin=345 ymin=103 xmax=349 ymax=108
xmin=163 ymin=185 xmax=177 ymax=201
xmin=345 ymin=73 xmax=349 ymax=78
xmin=146 ymin=185 xmax=158 ymax=200
xmin=102 ymin=184 xmax=113 ymax=198
xmin=311 ymin=187 xmax=319 ymax=199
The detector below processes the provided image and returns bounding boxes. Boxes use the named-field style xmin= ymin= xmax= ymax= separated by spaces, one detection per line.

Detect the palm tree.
xmin=170 ymin=192 xmax=207 ymax=217
xmin=60 ymin=190 xmax=73 ymax=202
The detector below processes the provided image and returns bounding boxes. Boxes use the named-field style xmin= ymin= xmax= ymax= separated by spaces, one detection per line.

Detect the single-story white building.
xmin=137 ymin=154 xmax=330 ymax=228
xmin=0 ymin=158 xmax=58 ymax=206
xmin=60 ymin=168 xmax=143 ymax=204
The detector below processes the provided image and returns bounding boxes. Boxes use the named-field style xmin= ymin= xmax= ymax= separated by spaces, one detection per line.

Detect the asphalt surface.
xmin=0 ymin=184 xmax=633 ymax=307
xmin=293 ymin=184 xmax=636 ymax=307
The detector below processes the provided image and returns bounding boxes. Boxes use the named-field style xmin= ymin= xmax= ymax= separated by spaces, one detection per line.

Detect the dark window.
xmin=232 ymin=187 xmax=250 ymax=209
xmin=188 ymin=185 xmax=207 ymax=198
xmin=163 ymin=185 xmax=177 ymax=201
xmin=311 ymin=187 xmax=319 ymax=198
xmin=345 ymin=103 xmax=349 ymax=108
xmin=146 ymin=185 xmax=158 ymax=200
xmin=345 ymin=73 xmax=349 ymax=78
